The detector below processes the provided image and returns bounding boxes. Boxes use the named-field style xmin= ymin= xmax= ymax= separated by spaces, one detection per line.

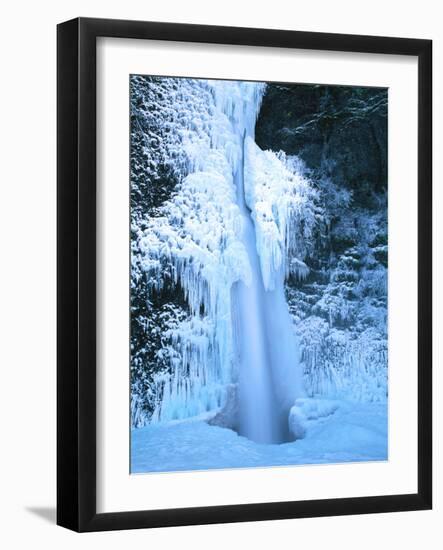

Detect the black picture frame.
xmin=57 ymin=17 xmax=432 ymax=532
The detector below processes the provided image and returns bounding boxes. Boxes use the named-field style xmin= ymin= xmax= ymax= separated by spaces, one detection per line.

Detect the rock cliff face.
xmin=256 ymin=84 xmax=387 ymax=202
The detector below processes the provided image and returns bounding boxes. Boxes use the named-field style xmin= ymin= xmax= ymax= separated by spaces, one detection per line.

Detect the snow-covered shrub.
xmin=298 ymin=317 xmax=387 ymax=402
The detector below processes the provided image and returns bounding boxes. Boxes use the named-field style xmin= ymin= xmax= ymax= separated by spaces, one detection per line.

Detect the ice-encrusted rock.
xmin=207 ymin=384 xmax=239 ymax=431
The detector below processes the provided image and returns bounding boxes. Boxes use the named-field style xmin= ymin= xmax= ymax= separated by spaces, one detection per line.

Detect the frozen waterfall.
xmin=233 ymin=131 xmax=304 ymax=444
xmin=232 ymin=132 xmax=281 ymax=444
xmin=141 ymin=80 xmax=307 ymax=439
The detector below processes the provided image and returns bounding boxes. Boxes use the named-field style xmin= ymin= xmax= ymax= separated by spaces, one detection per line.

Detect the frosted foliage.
xmin=298 ymin=317 xmax=387 ymax=402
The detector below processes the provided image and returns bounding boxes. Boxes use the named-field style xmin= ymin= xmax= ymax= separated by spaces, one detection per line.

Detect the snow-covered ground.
xmin=131 ymin=399 xmax=387 ymax=473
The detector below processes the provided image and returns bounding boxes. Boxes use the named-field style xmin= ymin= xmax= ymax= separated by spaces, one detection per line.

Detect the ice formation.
xmin=244 ymin=140 xmax=317 ymax=290
xmin=133 ymin=79 xmax=311 ymax=431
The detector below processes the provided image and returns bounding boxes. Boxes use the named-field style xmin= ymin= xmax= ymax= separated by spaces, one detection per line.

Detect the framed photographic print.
xmin=57 ymin=17 xmax=432 ymax=532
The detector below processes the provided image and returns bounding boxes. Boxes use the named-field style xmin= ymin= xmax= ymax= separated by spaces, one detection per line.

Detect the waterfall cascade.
xmin=232 ymin=132 xmax=304 ymax=445
xmin=232 ymin=132 xmax=282 ymax=443
xmin=138 ymin=79 xmax=311 ymax=440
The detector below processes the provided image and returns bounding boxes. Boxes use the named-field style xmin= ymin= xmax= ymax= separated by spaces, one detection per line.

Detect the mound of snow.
xmin=288 ymin=405 xmax=307 ymax=440
xmin=288 ymin=398 xmax=340 ymax=440
xmin=293 ymin=397 xmax=340 ymax=420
